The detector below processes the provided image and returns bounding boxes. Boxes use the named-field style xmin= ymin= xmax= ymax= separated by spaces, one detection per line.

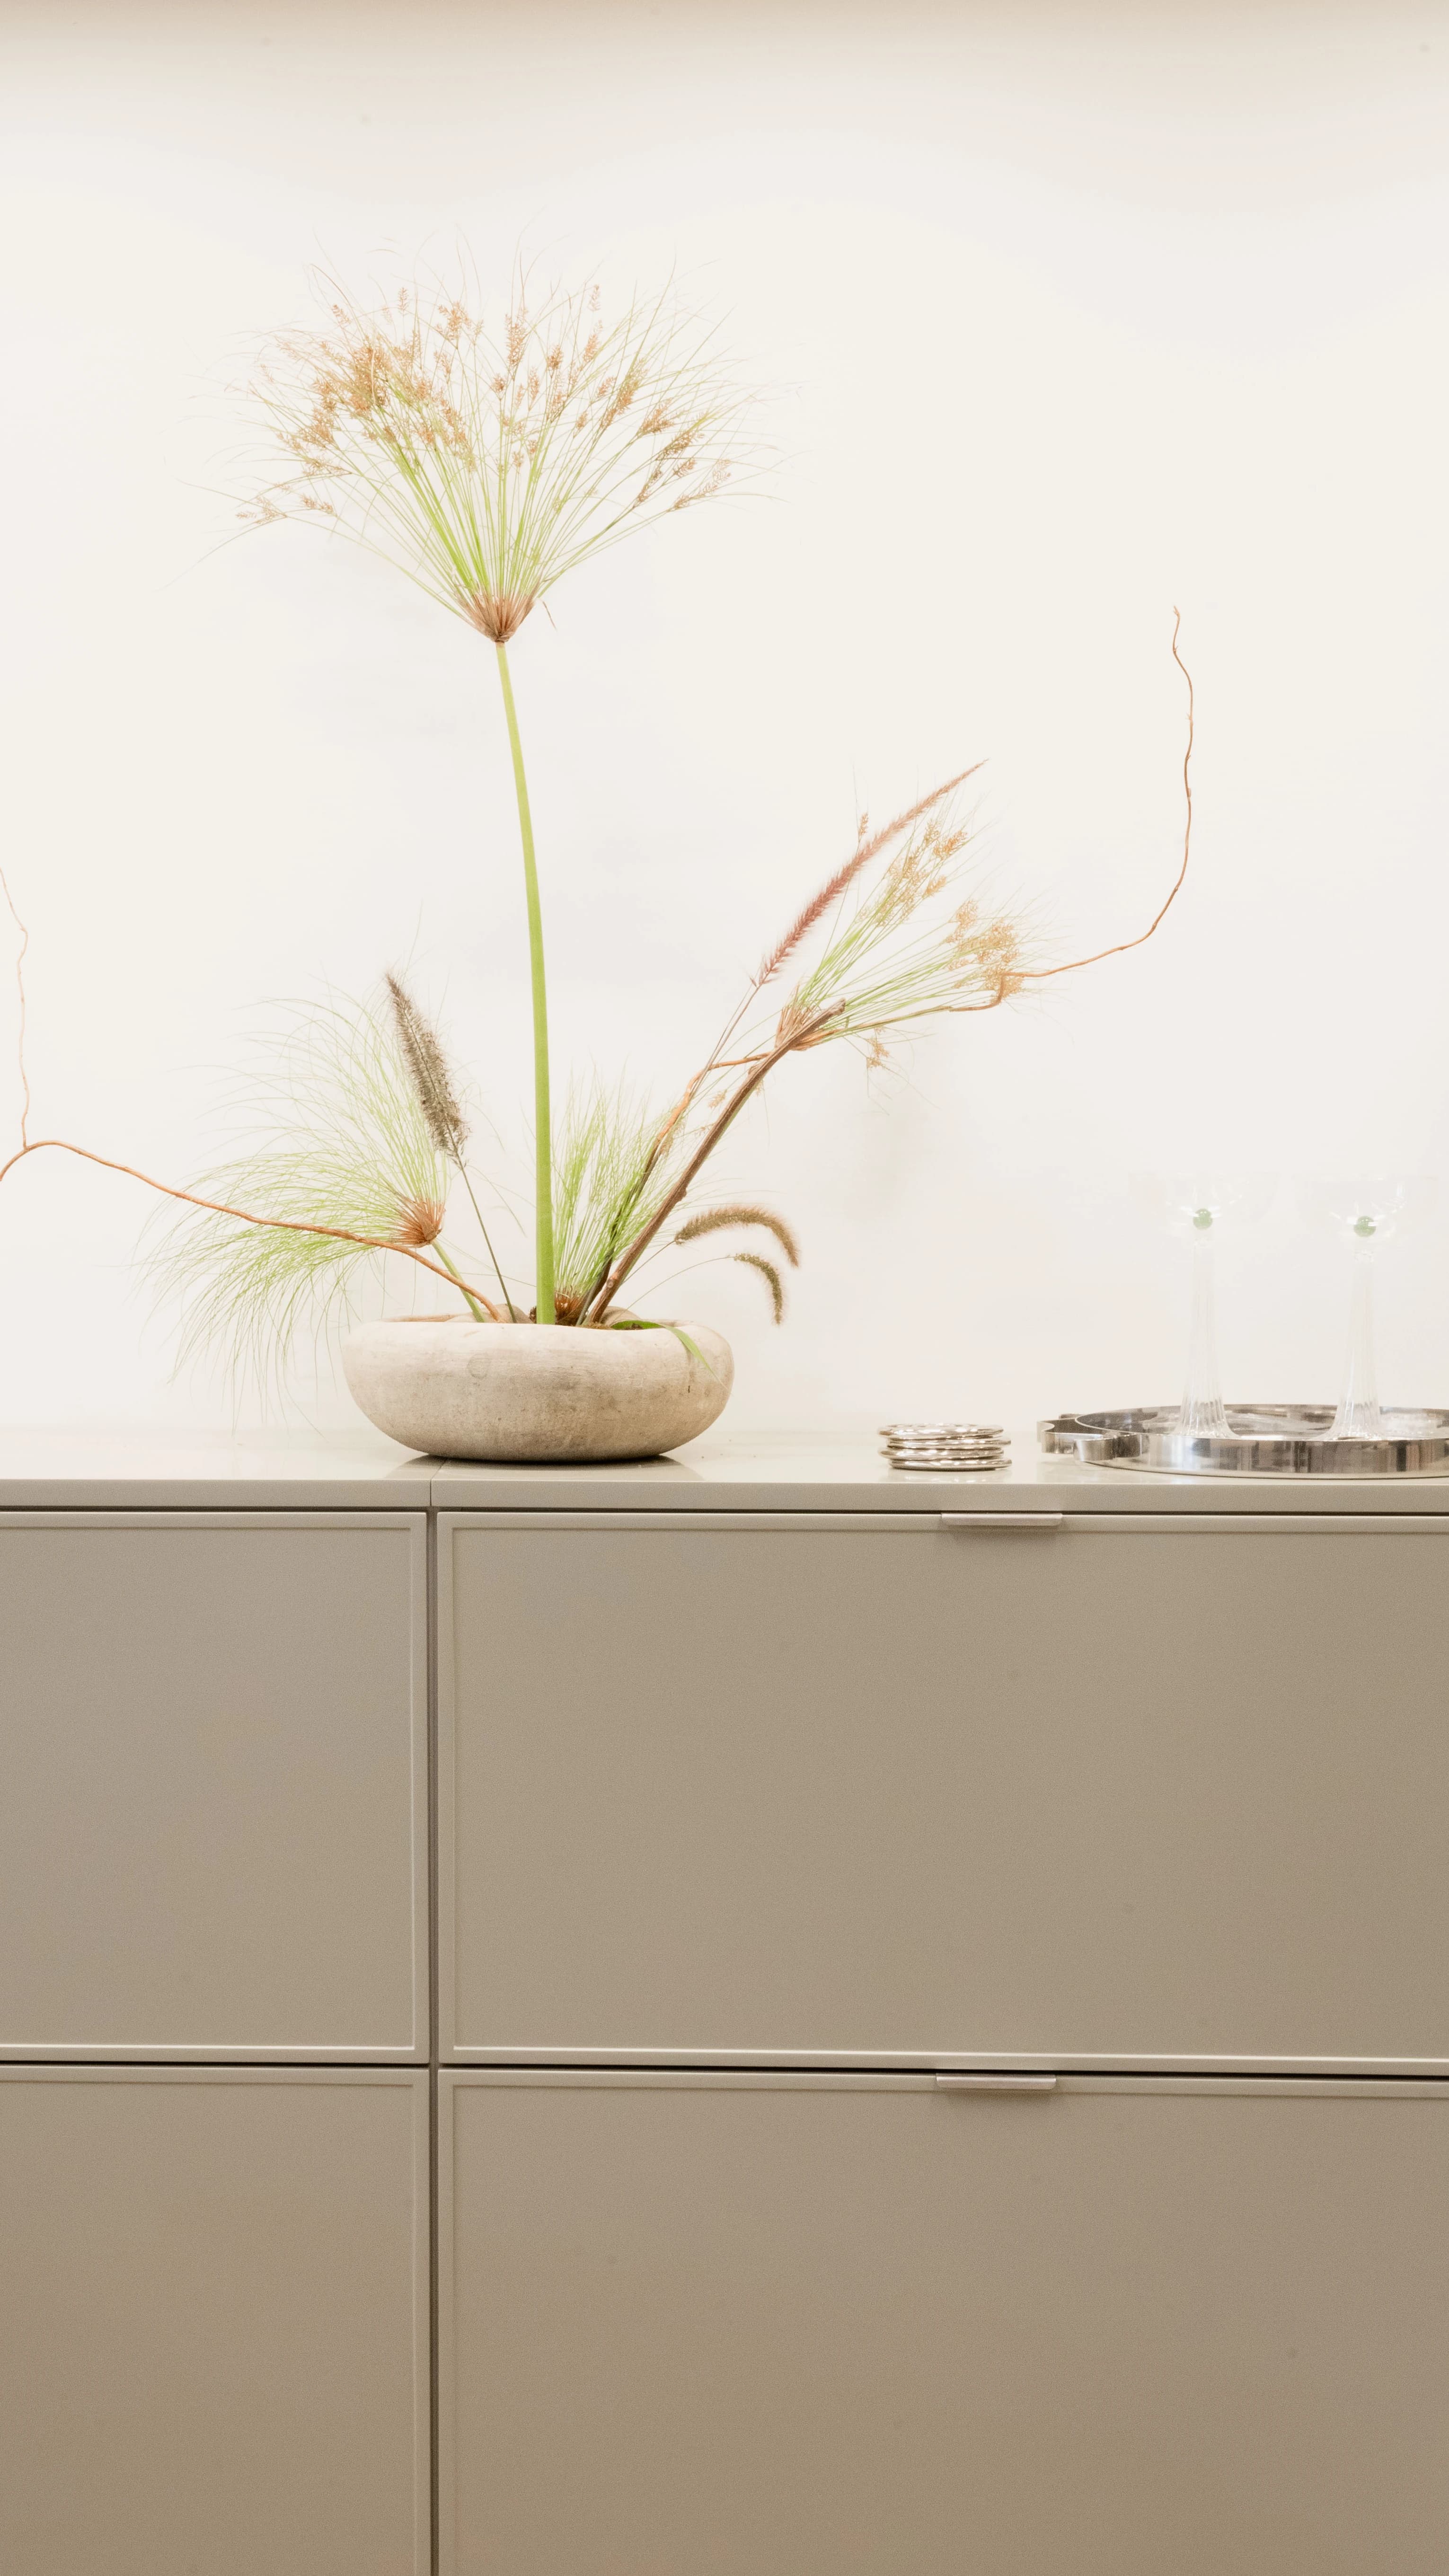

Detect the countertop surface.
xmin=0 ymin=1427 xmax=433 ymax=1512
xmin=3 ymin=1424 xmax=1449 ymax=1512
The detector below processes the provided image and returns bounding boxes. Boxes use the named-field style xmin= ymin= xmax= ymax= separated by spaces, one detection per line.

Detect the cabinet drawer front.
xmin=441 ymin=1513 xmax=1449 ymax=2068
xmin=0 ymin=2067 xmax=429 ymax=2576
xmin=440 ymin=2069 xmax=1449 ymax=2576
xmin=0 ymin=1514 xmax=427 ymax=2056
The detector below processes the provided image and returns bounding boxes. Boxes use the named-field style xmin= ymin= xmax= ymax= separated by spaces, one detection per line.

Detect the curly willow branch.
xmin=0 ymin=864 xmax=30 ymax=1148
xmin=0 ymin=1138 xmax=503 ymax=1316
xmin=1023 ymin=607 xmax=1193 ymax=983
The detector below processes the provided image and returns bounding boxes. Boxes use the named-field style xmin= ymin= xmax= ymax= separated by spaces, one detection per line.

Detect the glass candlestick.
xmin=1301 ymin=1180 xmax=1436 ymax=1441
xmin=1334 ymin=1218 xmax=1383 ymax=1439
xmin=1133 ymin=1176 xmax=1275 ymax=1434
xmin=1180 ymin=1206 xmax=1229 ymax=1436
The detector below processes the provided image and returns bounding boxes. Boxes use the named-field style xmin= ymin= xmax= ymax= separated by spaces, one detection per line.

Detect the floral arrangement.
xmin=0 ymin=256 xmax=1193 ymax=1395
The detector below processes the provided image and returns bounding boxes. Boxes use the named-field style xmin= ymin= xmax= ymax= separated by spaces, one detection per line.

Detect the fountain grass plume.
xmin=385 ymin=970 xmax=469 ymax=1158
xmin=148 ymin=989 xmax=497 ymax=1397
xmin=385 ymin=970 xmax=519 ymax=1317
xmin=732 ymin=1250 xmax=786 ymax=1321
xmin=673 ymin=1203 xmax=800 ymax=1267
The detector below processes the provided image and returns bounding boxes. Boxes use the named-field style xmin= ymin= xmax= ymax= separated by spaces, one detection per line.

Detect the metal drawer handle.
xmin=935 ymin=2072 xmax=1058 ymax=2092
xmin=940 ymin=1511 xmax=1065 ymax=1532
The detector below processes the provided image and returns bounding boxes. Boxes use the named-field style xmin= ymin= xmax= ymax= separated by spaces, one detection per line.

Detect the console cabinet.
xmin=0 ymin=1512 xmax=428 ymax=2059
xmin=440 ymin=2068 xmax=1449 ymax=2576
xmin=3 ymin=1465 xmax=1447 ymax=2576
xmin=439 ymin=1510 xmax=1449 ymax=2070
xmin=0 ymin=2066 xmax=429 ymax=2576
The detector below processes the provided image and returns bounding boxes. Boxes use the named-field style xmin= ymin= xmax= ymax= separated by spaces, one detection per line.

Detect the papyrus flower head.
xmin=242 ymin=265 xmax=753 ymax=641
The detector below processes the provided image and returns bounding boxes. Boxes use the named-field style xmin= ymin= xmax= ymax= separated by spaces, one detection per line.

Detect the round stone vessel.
xmin=342 ymin=1317 xmax=733 ymax=1463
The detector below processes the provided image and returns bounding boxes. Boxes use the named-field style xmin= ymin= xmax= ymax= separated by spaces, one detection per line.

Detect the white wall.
xmin=2 ymin=0 xmax=1448 ymax=1440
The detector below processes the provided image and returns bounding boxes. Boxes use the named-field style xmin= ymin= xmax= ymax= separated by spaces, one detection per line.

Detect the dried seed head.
xmin=463 ymin=588 xmax=536 ymax=642
xmin=733 ymin=1251 xmax=786 ymax=1322
xmin=239 ymin=259 xmax=760 ymax=639
xmin=385 ymin=971 xmax=469 ymax=1159
xmin=673 ymin=1202 xmax=800 ymax=1266
xmin=389 ymin=1194 xmax=447 ymax=1249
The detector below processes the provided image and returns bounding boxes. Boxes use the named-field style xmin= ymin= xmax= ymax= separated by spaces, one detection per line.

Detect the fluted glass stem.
xmin=1178 ymin=1220 xmax=1229 ymax=1436
xmin=1333 ymin=1233 xmax=1382 ymax=1439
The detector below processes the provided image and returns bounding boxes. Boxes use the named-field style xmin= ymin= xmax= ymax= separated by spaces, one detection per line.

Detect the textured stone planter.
xmin=341 ymin=1317 xmax=733 ymax=1462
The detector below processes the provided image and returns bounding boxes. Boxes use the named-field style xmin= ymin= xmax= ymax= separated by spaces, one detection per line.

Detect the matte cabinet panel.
xmin=441 ymin=1514 xmax=1449 ymax=2066
xmin=0 ymin=1514 xmax=427 ymax=2056
xmin=440 ymin=2070 xmax=1449 ymax=2576
xmin=0 ymin=2068 xmax=430 ymax=2576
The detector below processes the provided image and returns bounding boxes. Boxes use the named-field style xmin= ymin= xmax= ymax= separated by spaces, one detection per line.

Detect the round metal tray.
xmin=1039 ymin=1404 xmax=1449 ymax=1477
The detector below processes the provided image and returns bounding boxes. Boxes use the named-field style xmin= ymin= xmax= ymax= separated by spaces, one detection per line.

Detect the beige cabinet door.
xmin=0 ymin=1513 xmax=427 ymax=2056
xmin=440 ymin=1510 xmax=1449 ymax=2069
xmin=0 ymin=2067 xmax=429 ymax=2576
xmin=440 ymin=2068 xmax=1449 ymax=2576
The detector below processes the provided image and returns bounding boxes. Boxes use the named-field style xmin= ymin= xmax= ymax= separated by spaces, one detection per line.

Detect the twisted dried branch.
xmin=0 ymin=863 xmax=29 ymax=1149
xmin=0 ymin=1137 xmax=503 ymax=1315
xmin=1024 ymin=607 xmax=1193 ymax=983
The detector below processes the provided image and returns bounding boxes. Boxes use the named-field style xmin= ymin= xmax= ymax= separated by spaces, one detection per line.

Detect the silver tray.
xmin=1039 ymin=1404 xmax=1449 ymax=1477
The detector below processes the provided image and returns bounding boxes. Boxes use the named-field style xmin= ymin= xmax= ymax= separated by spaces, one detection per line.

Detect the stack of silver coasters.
xmin=880 ymin=1422 xmax=1011 ymax=1472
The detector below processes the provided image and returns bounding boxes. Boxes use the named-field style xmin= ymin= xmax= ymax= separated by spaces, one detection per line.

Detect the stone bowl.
xmin=341 ymin=1317 xmax=733 ymax=1463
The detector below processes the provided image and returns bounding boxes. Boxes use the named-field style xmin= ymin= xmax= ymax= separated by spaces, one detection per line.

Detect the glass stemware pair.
xmin=1139 ymin=1178 xmax=1434 ymax=1441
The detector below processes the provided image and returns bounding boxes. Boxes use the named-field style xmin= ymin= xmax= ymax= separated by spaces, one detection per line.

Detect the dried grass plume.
xmin=386 ymin=970 xmax=469 ymax=1158
xmin=733 ymin=1250 xmax=786 ymax=1321
xmin=674 ymin=1203 xmax=801 ymax=1266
